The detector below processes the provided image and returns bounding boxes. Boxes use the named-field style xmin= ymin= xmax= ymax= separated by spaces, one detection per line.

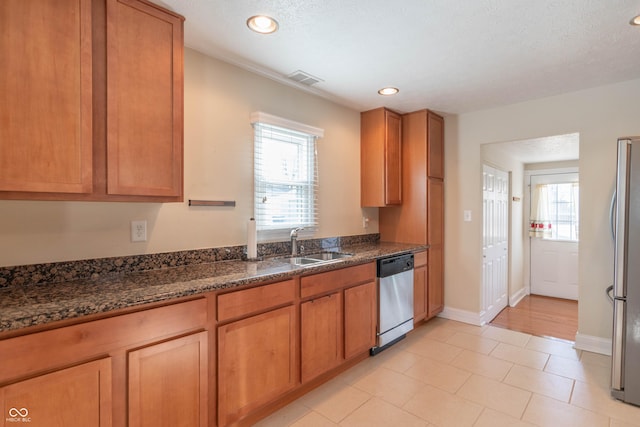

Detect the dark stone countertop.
xmin=0 ymin=242 xmax=426 ymax=335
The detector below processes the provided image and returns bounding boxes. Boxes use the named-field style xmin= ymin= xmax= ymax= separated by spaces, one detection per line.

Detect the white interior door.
xmin=482 ymin=164 xmax=509 ymax=323
xmin=529 ymin=172 xmax=579 ymax=300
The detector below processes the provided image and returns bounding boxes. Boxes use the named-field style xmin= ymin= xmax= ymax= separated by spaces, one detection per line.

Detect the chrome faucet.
xmin=290 ymin=227 xmax=304 ymax=256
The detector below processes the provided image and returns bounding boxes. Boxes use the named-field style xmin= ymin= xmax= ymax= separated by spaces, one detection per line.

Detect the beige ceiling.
xmin=152 ymin=0 xmax=640 ymax=115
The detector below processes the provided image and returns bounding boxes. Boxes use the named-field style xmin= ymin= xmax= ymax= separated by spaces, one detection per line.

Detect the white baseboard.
xmin=509 ymin=287 xmax=527 ymax=307
xmin=575 ymin=333 xmax=612 ymax=356
xmin=438 ymin=306 xmax=484 ymax=326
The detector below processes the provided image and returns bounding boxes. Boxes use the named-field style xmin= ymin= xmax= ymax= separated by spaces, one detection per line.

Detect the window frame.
xmin=250 ymin=112 xmax=323 ymax=241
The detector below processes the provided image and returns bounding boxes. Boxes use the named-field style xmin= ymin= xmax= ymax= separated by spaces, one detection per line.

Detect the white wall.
xmin=444 ymin=77 xmax=640 ymax=346
xmin=0 ymin=49 xmax=376 ymax=267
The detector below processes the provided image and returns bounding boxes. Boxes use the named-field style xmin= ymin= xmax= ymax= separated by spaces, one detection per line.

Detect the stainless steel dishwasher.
xmin=371 ymin=253 xmax=414 ymax=355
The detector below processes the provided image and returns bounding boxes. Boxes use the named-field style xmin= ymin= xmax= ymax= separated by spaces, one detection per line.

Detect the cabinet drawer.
xmin=301 ymin=262 xmax=375 ymax=299
xmin=218 ymin=279 xmax=296 ymax=322
xmin=414 ymin=250 xmax=427 ymax=267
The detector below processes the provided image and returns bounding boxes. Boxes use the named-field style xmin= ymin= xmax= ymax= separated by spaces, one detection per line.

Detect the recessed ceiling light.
xmin=631 ymin=14 xmax=640 ymax=25
xmin=378 ymin=87 xmax=399 ymax=96
xmin=247 ymin=15 xmax=279 ymax=34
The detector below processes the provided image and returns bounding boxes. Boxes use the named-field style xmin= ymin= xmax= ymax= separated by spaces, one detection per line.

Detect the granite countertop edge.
xmin=0 ymin=242 xmax=427 ymax=335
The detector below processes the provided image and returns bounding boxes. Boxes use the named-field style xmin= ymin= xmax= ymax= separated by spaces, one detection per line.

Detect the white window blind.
xmin=251 ymin=112 xmax=323 ymax=238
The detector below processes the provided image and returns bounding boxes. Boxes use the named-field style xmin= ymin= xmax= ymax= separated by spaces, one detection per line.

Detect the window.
xmin=251 ymin=112 xmax=323 ymax=239
xmin=530 ymin=179 xmax=579 ymax=241
xmin=546 ymin=182 xmax=579 ymax=241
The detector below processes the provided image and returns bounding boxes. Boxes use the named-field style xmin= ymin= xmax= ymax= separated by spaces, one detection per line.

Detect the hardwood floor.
xmin=490 ymin=295 xmax=578 ymax=342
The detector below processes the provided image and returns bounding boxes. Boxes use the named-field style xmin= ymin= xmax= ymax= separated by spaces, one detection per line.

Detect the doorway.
xmin=481 ymin=133 xmax=579 ymax=340
xmin=527 ymin=170 xmax=579 ymax=300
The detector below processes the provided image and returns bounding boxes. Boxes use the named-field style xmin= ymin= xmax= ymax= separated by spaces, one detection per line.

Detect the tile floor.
xmin=254 ymin=318 xmax=640 ymax=427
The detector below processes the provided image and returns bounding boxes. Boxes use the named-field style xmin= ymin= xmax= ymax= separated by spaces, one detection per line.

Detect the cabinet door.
xmin=128 ymin=331 xmax=208 ymax=427
xmin=106 ymin=0 xmax=183 ymax=197
xmin=413 ymin=264 xmax=427 ymax=323
xmin=385 ymin=110 xmax=402 ymax=205
xmin=218 ymin=306 xmax=296 ymax=426
xmin=0 ymin=358 xmax=112 ymax=427
xmin=427 ymin=112 xmax=444 ymax=179
xmin=0 ymin=0 xmax=93 ymax=194
xmin=301 ymin=292 xmax=343 ymax=382
xmin=344 ymin=281 xmax=377 ymax=359
xmin=361 ymin=107 xmax=402 ymax=207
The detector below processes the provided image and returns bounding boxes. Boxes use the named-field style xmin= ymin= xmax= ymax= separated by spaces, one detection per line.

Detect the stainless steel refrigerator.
xmin=612 ymin=136 xmax=640 ymax=406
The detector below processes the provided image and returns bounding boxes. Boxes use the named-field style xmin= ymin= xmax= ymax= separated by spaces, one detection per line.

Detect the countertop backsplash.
xmin=0 ymin=233 xmax=381 ymax=289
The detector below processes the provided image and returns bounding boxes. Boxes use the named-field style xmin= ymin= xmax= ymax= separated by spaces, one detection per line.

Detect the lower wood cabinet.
xmin=128 ymin=332 xmax=208 ymax=427
xmin=300 ymin=292 xmax=343 ymax=383
xmin=413 ymin=250 xmax=428 ymax=323
xmin=0 ymin=298 xmax=208 ymax=427
xmin=428 ymin=247 xmax=444 ymax=318
xmin=217 ymin=305 xmax=297 ymax=426
xmin=344 ymin=281 xmax=377 ymax=359
xmin=0 ymin=358 xmax=112 ymax=427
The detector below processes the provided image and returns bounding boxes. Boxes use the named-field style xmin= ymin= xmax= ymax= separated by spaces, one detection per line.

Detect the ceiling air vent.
xmin=287 ymin=70 xmax=323 ymax=86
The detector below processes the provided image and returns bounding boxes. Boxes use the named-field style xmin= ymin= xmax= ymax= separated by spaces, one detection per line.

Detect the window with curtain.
xmin=529 ymin=182 xmax=579 ymax=241
xmin=251 ymin=112 xmax=323 ymax=239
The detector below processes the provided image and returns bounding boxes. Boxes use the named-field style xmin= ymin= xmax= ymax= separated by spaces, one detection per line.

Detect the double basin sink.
xmin=288 ymin=251 xmax=353 ymax=267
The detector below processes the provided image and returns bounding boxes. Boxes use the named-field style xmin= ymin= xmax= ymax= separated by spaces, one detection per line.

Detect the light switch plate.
xmin=463 ymin=210 xmax=472 ymax=222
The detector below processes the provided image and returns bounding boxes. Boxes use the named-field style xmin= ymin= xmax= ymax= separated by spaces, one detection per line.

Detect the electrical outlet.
xmin=131 ymin=220 xmax=147 ymax=242
xmin=362 ymin=217 xmax=370 ymax=229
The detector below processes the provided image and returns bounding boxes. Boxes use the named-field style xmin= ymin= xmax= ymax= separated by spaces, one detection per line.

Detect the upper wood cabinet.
xmin=106 ymin=0 xmax=183 ymax=197
xmin=0 ymin=0 xmax=184 ymax=202
xmin=361 ymin=107 xmax=402 ymax=207
xmin=0 ymin=0 xmax=93 ymax=194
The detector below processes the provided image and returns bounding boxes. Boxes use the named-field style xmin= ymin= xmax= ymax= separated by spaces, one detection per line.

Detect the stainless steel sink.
xmin=304 ymin=252 xmax=353 ymax=261
xmin=287 ymin=252 xmax=353 ymax=267
xmin=289 ymin=257 xmax=322 ymax=266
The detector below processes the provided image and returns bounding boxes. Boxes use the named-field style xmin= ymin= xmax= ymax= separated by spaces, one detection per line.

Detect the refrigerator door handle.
xmin=612 ymin=299 xmax=626 ymax=392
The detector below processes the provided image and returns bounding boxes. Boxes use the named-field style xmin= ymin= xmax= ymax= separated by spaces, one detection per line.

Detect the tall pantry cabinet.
xmin=379 ymin=109 xmax=444 ymax=321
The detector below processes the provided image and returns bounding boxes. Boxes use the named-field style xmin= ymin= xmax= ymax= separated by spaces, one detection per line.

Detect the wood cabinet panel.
xmin=0 ymin=358 xmax=112 ymax=427
xmin=0 ymin=298 xmax=206 ymax=383
xmin=0 ymin=0 xmax=93 ymax=194
xmin=414 ymin=250 xmax=427 ymax=267
xmin=301 ymin=262 xmax=375 ymax=299
xmin=413 ymin=264 xmax=427 ymax=324
xmin=106 ymin=0 xmax=183 ymax=197
xmin=427 ymin=112 xmax=444 ymax=179
xmin=301 ymin=293 xmax=342 ymax=383
xmin=427 ymin=178 xmax=444 ymax=246
xmin=428 ymin=247 xmax=444 ymax=318
xmin=128 ymin=332 xmax=207 ymax=427
xmin=218 ymin=279 xmax=296 ymax=322
xmin=385 ymin=111 xmax=402 ymax=204
xmin=361 ymin=107 xmax=402 ymax=207
xmin=344 ymin=281 xmax=376 ymax=359
xmin=218 ymin=306 xmax=297 ymax=426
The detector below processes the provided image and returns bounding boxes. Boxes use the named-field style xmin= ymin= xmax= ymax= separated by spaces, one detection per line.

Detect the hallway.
xmin=490 ymin=295 xmax=578 ymax=342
